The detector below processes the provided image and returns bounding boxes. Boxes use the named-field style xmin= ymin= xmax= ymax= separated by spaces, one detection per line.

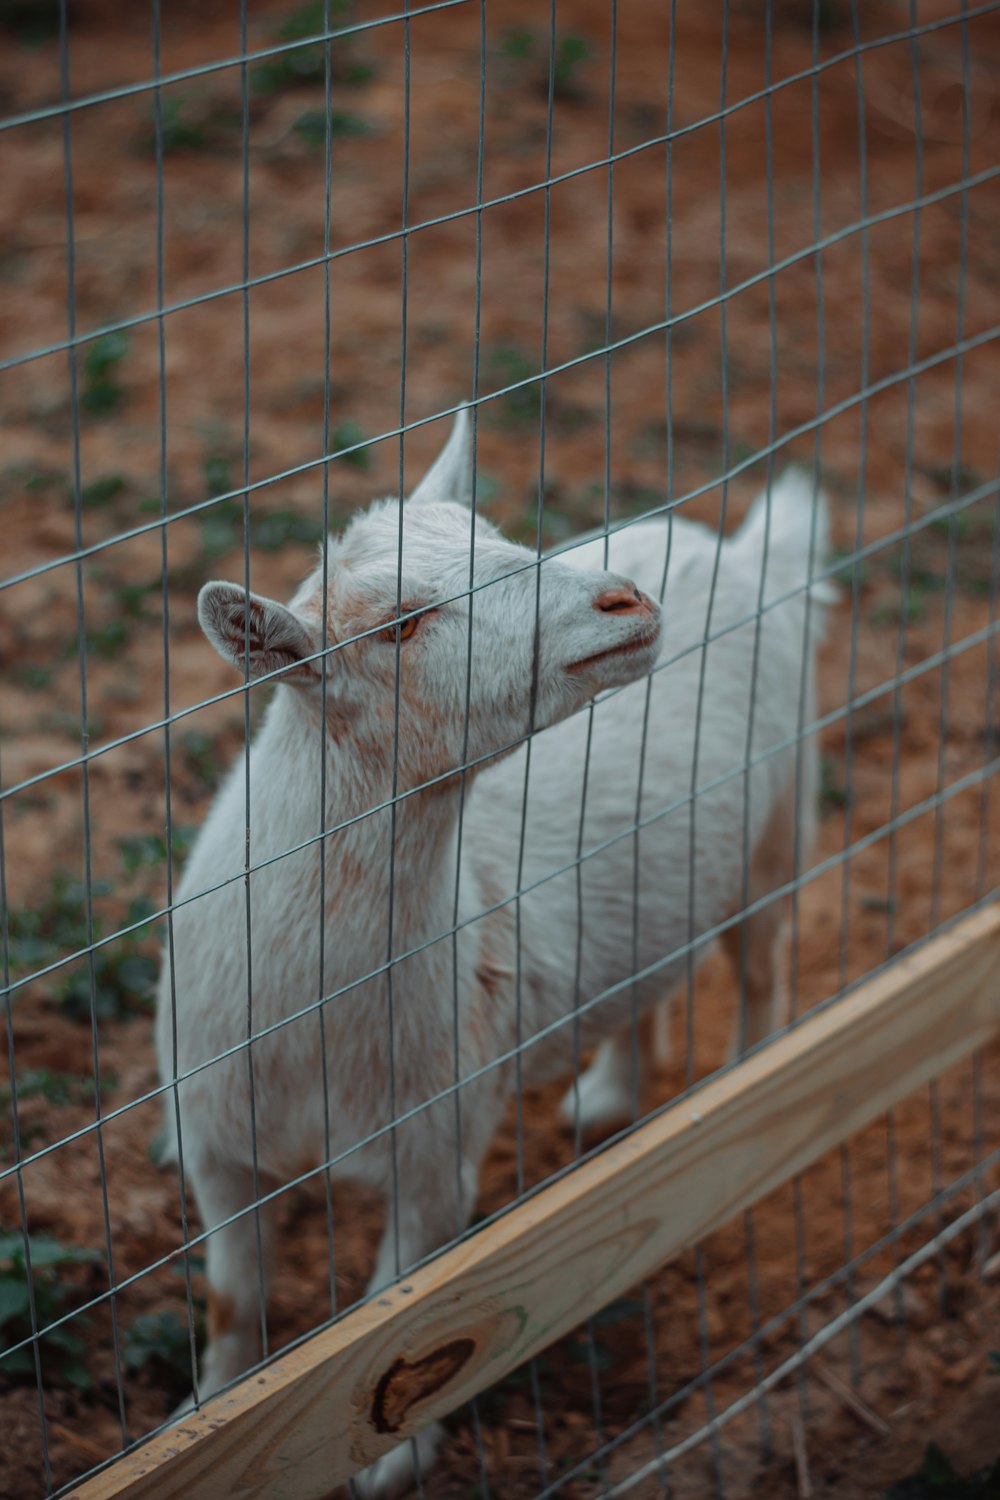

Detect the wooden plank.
xmin=70 ymin=903 xmax=1000 ymax=1500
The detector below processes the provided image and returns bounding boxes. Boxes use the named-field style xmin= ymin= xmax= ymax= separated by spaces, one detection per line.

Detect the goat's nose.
xmin=593 ymin=582 xmax=649 ymax=614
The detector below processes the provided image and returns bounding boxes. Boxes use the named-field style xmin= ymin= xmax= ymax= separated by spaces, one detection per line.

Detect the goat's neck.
xmin=275 ymin=688 xmax=465 ymax=953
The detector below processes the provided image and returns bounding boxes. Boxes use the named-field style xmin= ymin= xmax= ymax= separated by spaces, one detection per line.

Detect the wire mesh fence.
xmin=1 ymin=1 xmax=999 ymax=1496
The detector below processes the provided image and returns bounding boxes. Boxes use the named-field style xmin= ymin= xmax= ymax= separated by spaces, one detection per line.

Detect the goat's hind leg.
xmin=559 ymin=1010 xmax=658 ymax=1137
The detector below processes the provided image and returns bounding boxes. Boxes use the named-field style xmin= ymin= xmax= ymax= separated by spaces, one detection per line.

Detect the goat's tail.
xmin=733 ymin=468 xmax=837 ymax=619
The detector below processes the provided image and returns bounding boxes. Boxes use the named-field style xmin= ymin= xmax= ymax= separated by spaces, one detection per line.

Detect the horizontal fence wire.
xmin=1 ymin=0 xmax=999 ymax=1496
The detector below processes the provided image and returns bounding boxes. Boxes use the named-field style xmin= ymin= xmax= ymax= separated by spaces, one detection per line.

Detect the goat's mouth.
xmin=565 ymin=625 xmax=661 ymax=676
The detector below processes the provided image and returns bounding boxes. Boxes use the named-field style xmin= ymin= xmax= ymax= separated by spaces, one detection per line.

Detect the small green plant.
xmin=82 ymin=619 xmax=129 ymax=660
xmin=182 ymin=731 xmax=224 ymax=789
xmin=0 ymin=1069 xmax=114 ymax=1111
xmin=80 ymin=474 xmax=126 ymax=508
xmin=115 ymin=579 xmax=160 ymax=619
xmin=886 ymin=1442 xmax=1000 ymax=1498
xmin=119 ymin=827 xmax=195 ymax=877
xmin=819 ymin=753 xmax=847 ymax=814
xmin=251 ymin=1 xmax=373 ymax=94
xmin=199 ymin=497 xmax=324 ymax=558
xmin=204 ymin=453 xmax=234 ymax=498
xmin=487 ymin=345 xmax=538 ymax=426
xmin=81 ymin=332 xmax=129 ymax=417
xmin=4 ymin=876 xmax=160 ymax=1023
xmin=498 ymin=27 xmax=592 ymax=100
xmin=10 ymin=664 xmax=52 ymax=691
xmin=331 ymin=420 xmax=371 ymax=468
xmin=0 ymin=1230 xmax=100 ymax=1388
xmin=124 ymin=1309 xmax=199 ymax=1392
xmin=292 ymin=107 xmax=372 ymax=145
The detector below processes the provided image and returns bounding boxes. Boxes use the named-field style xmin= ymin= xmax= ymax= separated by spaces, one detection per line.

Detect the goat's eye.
xmin=378 ymin=613 xmax=422 ymax=644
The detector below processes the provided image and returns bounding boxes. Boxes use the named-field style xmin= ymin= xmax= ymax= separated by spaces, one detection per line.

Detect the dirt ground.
xmin=1 ymin=0 xmax=1000 ymax=1496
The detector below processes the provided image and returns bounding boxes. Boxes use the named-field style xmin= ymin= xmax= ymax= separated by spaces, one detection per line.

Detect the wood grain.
xmin=71 ymin=902 xmax=1000 ymax=1500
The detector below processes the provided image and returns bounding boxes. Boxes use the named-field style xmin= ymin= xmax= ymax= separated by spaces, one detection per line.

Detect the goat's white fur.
xmin=155 ymin=413 xmax=830 ymax=1497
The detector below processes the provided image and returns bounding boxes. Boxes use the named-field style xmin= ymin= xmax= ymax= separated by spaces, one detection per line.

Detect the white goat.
xmin=155 ymin=413 xmax=830 ymax=1497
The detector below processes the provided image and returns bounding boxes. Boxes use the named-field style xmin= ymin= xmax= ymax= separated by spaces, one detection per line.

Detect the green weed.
xmin=0 ymin=1230 xmax=100 ymax=1389
xmin=251 ymin=2 xmax=373 ymax=95
xmin=119 ymin=827 xmax=195 ymax=876
xmin=204 ymin=453 xmax=233 ymax=498
xmin=0 ymin=1069 xmax=114 ymax=1111
xmin=80 ymin=474 xmax=126 ymax=508
xmin=4 ymin=877 xmax=159 ymax=1023
xmin=292 ymin=108 xmax=372 ymax=145
xmin=331 ymin=420 xmax=371 ymax=469
xmin=81 ymin=332 xmax=129 ymax=417
xmin=498 ymin=27 xmax=592 ymax=100
xmin=125 ymin=1309 xmax=199 ymax=1393
xmin=182 ymin=731 xmax=224 ymax=789
xmin=886 ymin=1442 xmax=1000 ymax=1497
xmin=820 ymin=754 xmax=847 ymax=814
xmin=10 ymin=665 xmax=52 ymax=691
xmin=146 ymin=95 xmax=240 ymax=155
xmin=199 ymin=497 xmax=324 ymax=558
xmin=486 ymin=346 xmax=538 ymax=426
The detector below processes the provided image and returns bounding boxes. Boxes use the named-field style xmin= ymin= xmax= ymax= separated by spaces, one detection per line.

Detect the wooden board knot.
xmin=370 ymin=1338 xmax=476 ymax=1433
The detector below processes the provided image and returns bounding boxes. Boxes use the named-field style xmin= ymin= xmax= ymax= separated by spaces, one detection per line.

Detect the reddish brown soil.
xmin=1 ymin=2 xmax=999 ymax=1497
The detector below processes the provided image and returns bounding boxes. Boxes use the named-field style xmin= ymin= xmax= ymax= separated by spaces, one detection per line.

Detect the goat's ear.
xmin=197 ymin=582 xmax=317 ymax=682
xmin=409 ymin=407 xmax=473 ymax=508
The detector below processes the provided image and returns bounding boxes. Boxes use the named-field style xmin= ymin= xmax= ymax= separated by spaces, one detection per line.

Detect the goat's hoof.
xmin=350 ymin=1423 xmax=442 ymax=1499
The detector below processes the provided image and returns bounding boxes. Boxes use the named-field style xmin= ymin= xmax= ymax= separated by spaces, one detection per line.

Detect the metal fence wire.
xmin=1 ymin=1 xmax=999 ymax=1496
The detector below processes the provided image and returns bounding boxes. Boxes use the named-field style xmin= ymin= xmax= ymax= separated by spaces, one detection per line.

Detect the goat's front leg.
xmin=354 ymin=1091 xmax=498 ymax=1500
xmin=186 ymin=1157 xmax=280 ymax=1403
xmin=367 ymin=1103 xmax=482 ymax=1294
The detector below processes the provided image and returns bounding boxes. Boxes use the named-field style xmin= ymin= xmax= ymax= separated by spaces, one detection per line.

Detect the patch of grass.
xmin=820 ymin=754 xmax=848 ymax=815
xmin=125 ymin=1310 xmax=199 ymax=1394
xmin=199 ymin=497 xmax=324 ymax=557
xmin=204 ymin=453 xmax=234 ymax=498
xmin=0 ymin=1069 xmax=113 ymax=1110
xmin=498 ymin=27 xmax=592 ymax=99
xmin=115 ymin=579 xmax=160 ymax=619
xmin=10 ymin=665 xmax=52 ymax=691
xmin=331 ymin=419 xmax=371 ymax=469
xmin=922 ymin=462 xmax=984 ymax=495
xmin=77 ymin=619 xmax=129 ymax=661
xmin=886 ymin=1442 xmax=1000 ymax=1497
xmin=145 ymin=95 xmax=240 ymax=155
xmin=292 ymin=107 xmax=373 ymax=145
xmin=80 ymin=474 xmax=126 ymax=509
xmin=81 ymin=332 xmax=129 ymax=417
xmin=182 ymin=731 xmax=224 ymax=789
xmin=828 ymin=548 xmax=871 ymax=590
xmin=486 ymin=345 xmax=538 ymax=426
xmin=119 ymin=827 xmax=195 ymax=877
xmin=251 ymin=1 xmax=373 ymax=95
xmin=252 ymin=508 xmax=325 ymax=549
xmin=0 ymin=1230 xmax=100 ymax=1389
xmin=5 ymin=465 xmax=65 ymax=494
xmin=4 ymin=877 xmax=160 ymax=1023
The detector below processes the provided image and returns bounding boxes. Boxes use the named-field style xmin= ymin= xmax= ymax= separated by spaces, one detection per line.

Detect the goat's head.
xmin=197 ymin=411 xmax=661 ymax=786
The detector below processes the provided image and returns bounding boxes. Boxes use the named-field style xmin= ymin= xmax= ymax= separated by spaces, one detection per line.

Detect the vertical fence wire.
xmin=59 ymin=0 xmax=129 ymax=1446
xmin=151 ymin=0 xmax=201 ymax=1405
